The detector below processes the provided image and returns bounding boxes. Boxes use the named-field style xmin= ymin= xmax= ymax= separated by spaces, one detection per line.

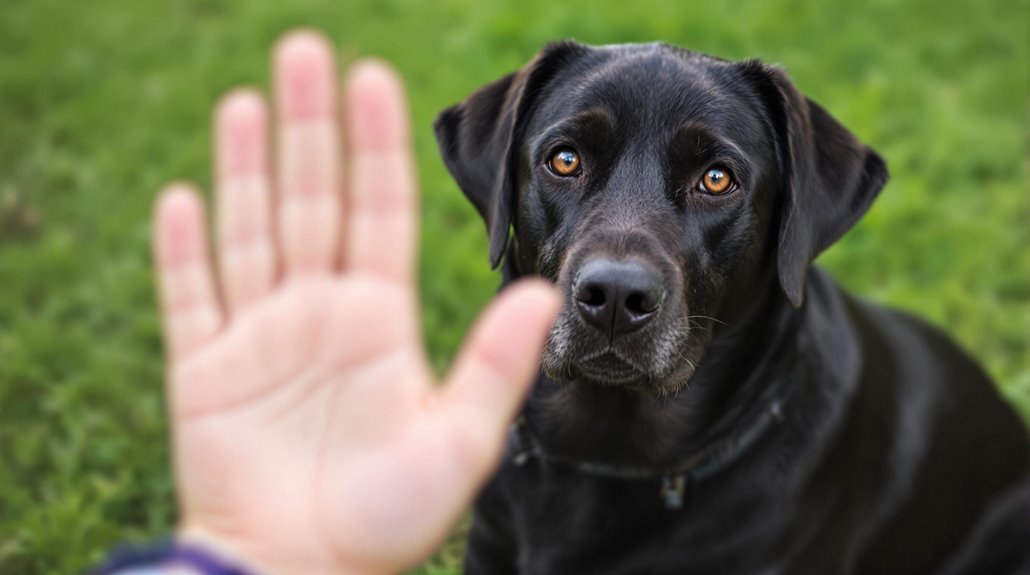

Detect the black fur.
xmin=435 ymin=41 xmax=1029 ymax=575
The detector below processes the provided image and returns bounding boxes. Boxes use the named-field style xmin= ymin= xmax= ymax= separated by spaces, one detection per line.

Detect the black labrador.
xmin=434 ymin=41 xmax=1030 ymax=575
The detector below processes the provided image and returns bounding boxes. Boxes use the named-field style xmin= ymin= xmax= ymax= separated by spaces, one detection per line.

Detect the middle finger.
xmin=274 ymin=31 xmax=343 ymax=277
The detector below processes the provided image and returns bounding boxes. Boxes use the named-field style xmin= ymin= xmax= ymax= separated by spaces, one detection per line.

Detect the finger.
xmin=153 ymin=184 xmax=224 ymax=362
xmin=214 ymin=90 xmax=275 ymax=313
xmin=342 ymin=61 xmax=418 ymax=285
xmin=274 ymin=30 xmax=343 ymax=276
xmin=442 ymin=280 xmax=561 ymax=476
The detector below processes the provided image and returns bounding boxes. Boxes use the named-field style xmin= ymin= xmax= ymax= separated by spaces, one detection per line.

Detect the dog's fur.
xmin=434 ymin=41 xmax=1030 ymax=574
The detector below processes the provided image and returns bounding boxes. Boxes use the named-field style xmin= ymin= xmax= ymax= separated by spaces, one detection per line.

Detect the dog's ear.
xmin=434 ymin=41 xmax=589 ymax=268
xmin=739 ymin=62 xmax=889 ymax=307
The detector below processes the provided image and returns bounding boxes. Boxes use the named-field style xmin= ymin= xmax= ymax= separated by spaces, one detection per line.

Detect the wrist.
xmin=91 ymin=535 xmax=266 ymax=575
xmin=176 ymin=523 xmax=376 ymax=575
xmin=174 ymin=525 xmax=270 ymax=575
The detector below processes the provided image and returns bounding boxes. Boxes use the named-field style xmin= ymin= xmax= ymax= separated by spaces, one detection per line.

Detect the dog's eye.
xmin=548 ymin=148 xmax=582 ymax=177
xmin=698 ymin=166 xmax=736 ymax=195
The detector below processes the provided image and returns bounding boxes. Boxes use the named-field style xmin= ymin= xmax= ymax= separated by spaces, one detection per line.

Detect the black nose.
xmin=572 ymin=258 xmax=665 ymax=338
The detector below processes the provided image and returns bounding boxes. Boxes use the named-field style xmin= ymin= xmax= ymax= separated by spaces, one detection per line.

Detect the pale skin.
xmin=153 ymin=30 xmax=560 ymax=575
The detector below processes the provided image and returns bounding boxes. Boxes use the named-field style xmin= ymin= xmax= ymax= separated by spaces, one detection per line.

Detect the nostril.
xmin=574 ymin=282 xmax=607 ymax=308
xmin=625 ymin=292 xmax=644 ymax=314
xmin=625 ymin=291 xmax=659 ymax=315
xmin=585 ymin=286 xmax=606 ymax=307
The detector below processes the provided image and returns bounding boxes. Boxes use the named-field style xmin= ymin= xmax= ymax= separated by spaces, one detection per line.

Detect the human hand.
xmin=152 ymin=30 xmax=559 ymax=575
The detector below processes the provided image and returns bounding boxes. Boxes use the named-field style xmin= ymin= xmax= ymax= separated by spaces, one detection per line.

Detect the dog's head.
xmin=435 ymin=41 xmax=887 ymax=394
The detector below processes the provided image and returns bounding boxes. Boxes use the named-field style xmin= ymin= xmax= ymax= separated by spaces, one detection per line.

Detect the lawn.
xmin=0 ymin=0 xmax=1027 ymax=573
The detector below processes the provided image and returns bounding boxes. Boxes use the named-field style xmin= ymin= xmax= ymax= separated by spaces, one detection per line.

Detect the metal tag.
xmin=661 ymin=474 xmax=687 ymax=510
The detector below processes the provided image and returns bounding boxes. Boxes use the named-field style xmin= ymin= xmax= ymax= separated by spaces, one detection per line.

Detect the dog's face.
xmin=436 ymin=42 xmax=886 ymax=394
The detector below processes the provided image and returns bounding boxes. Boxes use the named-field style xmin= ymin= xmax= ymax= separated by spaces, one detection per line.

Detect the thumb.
xmin=441 ymin=279 xmax=561 ymax=474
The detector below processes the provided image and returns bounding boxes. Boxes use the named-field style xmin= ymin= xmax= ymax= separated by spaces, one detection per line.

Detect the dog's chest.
xmin=506 ymin=462 xmax=786 ymax=574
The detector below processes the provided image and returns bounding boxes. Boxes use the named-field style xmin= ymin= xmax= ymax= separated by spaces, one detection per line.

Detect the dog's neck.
xmin=505 ymin=256 xmax=859 ymax=471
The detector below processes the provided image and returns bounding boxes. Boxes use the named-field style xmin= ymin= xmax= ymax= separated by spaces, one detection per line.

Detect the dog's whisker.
xmin=687 ymin=314 xmax=726 ymax=326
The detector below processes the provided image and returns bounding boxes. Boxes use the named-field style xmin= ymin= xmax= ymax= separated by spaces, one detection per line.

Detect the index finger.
xmin=341 ymin=61 xmax=418 ymax=286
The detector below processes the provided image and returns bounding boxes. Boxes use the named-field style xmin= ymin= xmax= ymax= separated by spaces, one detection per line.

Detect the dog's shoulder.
xmin=818 ymin=270 xmax=1030 ymax=573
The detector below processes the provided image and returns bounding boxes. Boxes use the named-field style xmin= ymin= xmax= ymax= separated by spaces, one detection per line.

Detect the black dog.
xmin=434 ymin=41 xmax=1030 ymax=575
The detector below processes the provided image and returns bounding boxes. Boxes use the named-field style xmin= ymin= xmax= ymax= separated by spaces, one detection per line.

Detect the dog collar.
xmin=510 ymin=399 xmax=784 ymax=510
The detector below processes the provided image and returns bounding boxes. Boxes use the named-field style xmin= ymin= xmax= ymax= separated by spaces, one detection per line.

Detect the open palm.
xmin=153 ymin=31 xmax=558 ymax=575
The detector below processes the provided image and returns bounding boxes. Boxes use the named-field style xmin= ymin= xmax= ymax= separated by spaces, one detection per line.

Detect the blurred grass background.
xmin=0 ymin=0 xmax=1026 ymax=572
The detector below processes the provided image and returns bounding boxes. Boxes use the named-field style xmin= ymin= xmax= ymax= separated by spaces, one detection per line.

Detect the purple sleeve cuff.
xmin=90 ymin=539 xmax=254 ymax=575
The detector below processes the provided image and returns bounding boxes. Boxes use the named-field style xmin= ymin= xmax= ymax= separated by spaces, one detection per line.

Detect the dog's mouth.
xmin=573 ymin=350 xmax=647 ymax=386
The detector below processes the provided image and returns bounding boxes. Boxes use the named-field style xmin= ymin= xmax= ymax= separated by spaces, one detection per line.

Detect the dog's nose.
xmin=573 ymin=258 xmax=664 ymax=338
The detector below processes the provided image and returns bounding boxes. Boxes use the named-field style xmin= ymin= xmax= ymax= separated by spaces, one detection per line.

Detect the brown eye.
xmin=699 ymin=166 xmax=735 ymax=195
xmin=548 ymin=148 xmax=581 ymax=176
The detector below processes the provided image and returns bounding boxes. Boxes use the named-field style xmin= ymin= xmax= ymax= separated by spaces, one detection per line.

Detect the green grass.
xmin=0 ymin=0 xmax=1027 ymax=572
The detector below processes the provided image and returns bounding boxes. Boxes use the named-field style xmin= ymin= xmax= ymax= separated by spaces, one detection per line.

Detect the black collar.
xmin=509 ymin=398 xmax=785 ymax=510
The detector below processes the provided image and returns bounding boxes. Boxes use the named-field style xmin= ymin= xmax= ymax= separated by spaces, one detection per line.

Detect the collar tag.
xmin=660 ymin=474 xmax=687 ymax=510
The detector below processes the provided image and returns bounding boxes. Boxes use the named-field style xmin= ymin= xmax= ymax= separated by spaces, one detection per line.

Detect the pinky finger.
xmin=153 ymin=184 xmax=224 ymax=362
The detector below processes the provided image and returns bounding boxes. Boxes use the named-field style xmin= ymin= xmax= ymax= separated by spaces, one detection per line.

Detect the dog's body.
xmin=435 ymin=41 xmax=1030 ymax=574
xmin=466 ymin=266 xmax=1030 ymax=574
